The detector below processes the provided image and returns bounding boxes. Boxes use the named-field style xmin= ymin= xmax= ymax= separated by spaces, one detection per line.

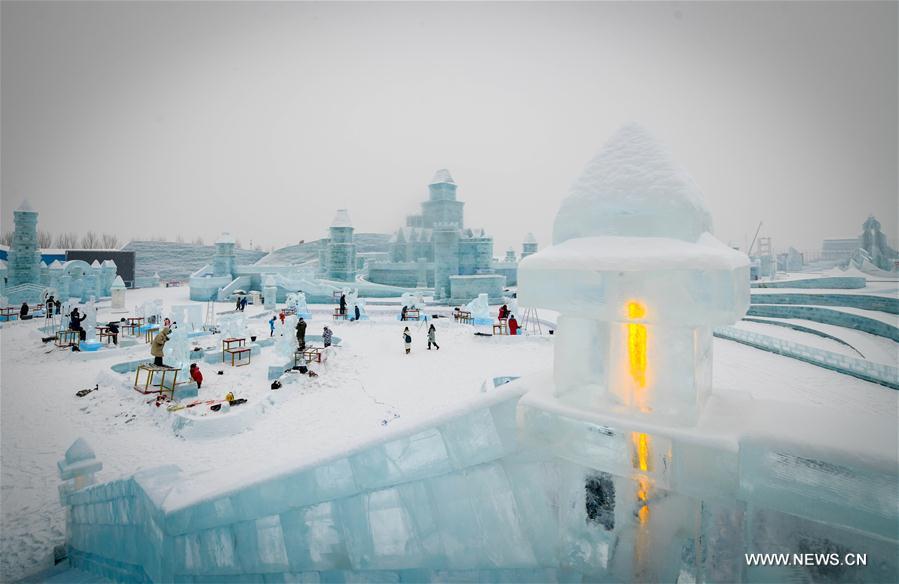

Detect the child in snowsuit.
xmin=269 ymin=315 xmax=277 ymax=337
xmin=427 ymin=324 xmax=440 ymax=350
xmin=403 ymin=327 xmax=412 ymax=354
xmin=508 ymin=315 xmax=520 ymax=336
xmin=322 ymin=326 xmax=333 ymax=348
xmin=190 ymin=363 xmax=203 ymax=389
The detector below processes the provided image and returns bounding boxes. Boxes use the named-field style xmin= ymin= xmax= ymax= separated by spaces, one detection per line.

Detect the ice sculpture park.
xmin=1 ymin=125 xmax=897 ymax=584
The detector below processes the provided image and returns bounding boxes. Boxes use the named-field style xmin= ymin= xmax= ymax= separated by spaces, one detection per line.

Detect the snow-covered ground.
xmin=1 ymin=286 xmax=897 ymax=581
xmin=0 ymin=287 xmax=551 ymax=581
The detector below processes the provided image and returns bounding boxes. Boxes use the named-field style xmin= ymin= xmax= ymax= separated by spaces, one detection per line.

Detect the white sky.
xmin=2 ymin=1 xmax=896 ymax=254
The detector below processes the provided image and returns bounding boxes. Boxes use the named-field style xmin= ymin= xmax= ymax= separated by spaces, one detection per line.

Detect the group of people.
xmin=235 ymin=296 xmax=249 ymax=311
xmin=497 ymin=304 xmax=520 ymax=336
xmin=402 ymin=323 xmax=439 ymax=354
xmin=339 ymin=293 xmax=361 ymax=321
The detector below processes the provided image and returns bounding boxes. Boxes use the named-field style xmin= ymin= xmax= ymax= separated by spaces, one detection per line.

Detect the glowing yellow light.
xmin=626 ymin=302 xmax=648 ymax=394
xmin=631 ymin=432 xmax=652 ymax=472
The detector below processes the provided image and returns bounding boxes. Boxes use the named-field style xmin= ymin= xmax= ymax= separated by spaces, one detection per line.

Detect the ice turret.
xmin=519 ymin=124 xmax=749 ymax=423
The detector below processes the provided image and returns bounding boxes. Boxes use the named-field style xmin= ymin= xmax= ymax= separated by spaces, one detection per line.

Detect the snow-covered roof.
xmin=216 ymin=233 xmax=235 ymax=245
xmin=330 ymin=209 xmax=353 ymax=229
xmin=429 ymin=168 xmax=456 ymax=186
xmin=521 ymin=233 xmax=748 ymax=273
xmin=553 ymin=123 xmax=712 ymax=245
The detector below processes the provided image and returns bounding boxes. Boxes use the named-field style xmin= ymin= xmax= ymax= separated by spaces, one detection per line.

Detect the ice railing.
xmin=714 ymin=325 xmax=898 ymax=390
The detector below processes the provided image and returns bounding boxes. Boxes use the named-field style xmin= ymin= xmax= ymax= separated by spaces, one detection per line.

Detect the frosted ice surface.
xmin=331 ymin=209 xmax=353 ymax=229
xmin=429 ymin=168 xmax=455 ymax=185
xmin=65 ymin=438 xmax=96 ymax=464
xmin=553 ymin=122 xmax=712 ymax=245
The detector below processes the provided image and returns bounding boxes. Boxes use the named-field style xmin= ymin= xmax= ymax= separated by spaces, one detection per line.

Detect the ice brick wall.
xmin=715 ymin=326 xmax=899 ymax=389
xmin=750 ymin=293 xmax=898 ymax=314
xmin=65 ymin=392 xmax=575 ymax=582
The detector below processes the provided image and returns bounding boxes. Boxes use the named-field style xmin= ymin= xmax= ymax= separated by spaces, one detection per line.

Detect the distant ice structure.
xmin=285 ymin=292 xmax=310 ymax=319
xmin=110 ymin=276 xmax=126 ymax=309
xmin=170 ymin=304 xmax=203 ymax=331
xmin=57 ymin=125 xmax=899 ymax=584
xmin=464 ymin=293 xmax=492 ymax=325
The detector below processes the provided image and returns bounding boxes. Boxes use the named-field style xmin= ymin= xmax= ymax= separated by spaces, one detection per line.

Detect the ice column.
xmin=58 ymin=438 xmax=102 ymax=505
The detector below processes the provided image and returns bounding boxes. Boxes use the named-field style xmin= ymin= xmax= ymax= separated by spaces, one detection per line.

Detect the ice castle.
xmin=1 ymin=201 xmax=121 ymax=304
xmin=58 ymin=126 xmax=897 ymax=582
xmin=189 ymin=212 xmax=408 ymax=302
xmin=366 ymin=169 xmax=508 ymax=303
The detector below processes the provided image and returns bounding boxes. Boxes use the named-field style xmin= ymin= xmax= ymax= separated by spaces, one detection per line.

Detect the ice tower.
xmin=521 ymin=232 xmax=538 ymax=258
xmin=519 ymin=123 xmax=749 ymax=423
xmin=327 ymin=209 xmax=357 ymax=282
xmin=5 ymin=201 xmax=46 ymax=303
xmin=422 ymin=169 xmax=464 ymax=228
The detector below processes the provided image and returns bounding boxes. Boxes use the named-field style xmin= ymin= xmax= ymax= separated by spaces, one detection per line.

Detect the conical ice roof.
xmin=429 ymin=169 xmax=456 ymax=185
xmin=330 ymin=209 xmax=352 ymax=228
xmin=552 ymin=123 xmax=712 ymax=245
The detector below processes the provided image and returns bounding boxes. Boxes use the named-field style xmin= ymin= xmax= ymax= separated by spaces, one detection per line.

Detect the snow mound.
xmin=553 ymin=122 xmax=712 ymax=245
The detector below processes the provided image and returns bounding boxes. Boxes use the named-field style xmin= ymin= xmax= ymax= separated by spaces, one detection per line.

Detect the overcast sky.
xmin=2 ymin=1 xmax=896 ymax=255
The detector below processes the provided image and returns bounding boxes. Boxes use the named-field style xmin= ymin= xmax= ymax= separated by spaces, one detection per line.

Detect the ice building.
xmin=317 ymin=209 xmax=358 ymax=282
xmin=190 ymin=222 xmax=405 ymax=303
xmin=521 ymin=232 xmax=538 ymax=258
xmin=366 ymin=170 xmax=507 ymax=303
xmin=1 ymin=202 xmax=121 ymax=303
xmin=58 ymin=126 xmax=897 ymax=583
xmin=860 ymin=215 xmax=898 ymax=271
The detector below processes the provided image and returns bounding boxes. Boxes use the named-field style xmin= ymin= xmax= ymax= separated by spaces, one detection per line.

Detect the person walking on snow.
xmin=296 ymin=316 xmax=307 ymax=352
xmin=403 ymin=327 xmax=412 ymax=354
xmin=151 ymin=326 xmax=171 ymax=366
xmin=269 ymin=315 xmax=277 ymax=337
xmin=190 ymin=363 xmax=203 ymax=389
xmin=427 ymin=323 xmax=440 ymax=350
xmin=354 ymin=304 xmax=361 ymax=321
xmin=322 ymin=326 xmax=333 ymax=348
xmin=339 ymin=293 xmax=347 ymax=316
xmin=278 ymin=310 xmax=286 ymax=325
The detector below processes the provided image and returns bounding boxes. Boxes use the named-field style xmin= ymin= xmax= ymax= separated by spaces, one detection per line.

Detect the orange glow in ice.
xmin=631 ymin=432 xmax=652 ymax=473
xmin=626 ymin=301 xmax=648 ymax=408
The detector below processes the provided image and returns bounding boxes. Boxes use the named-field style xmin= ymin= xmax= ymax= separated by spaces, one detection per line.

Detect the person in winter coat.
xmin=69 ymin=308 xmax=87 ymax=340
xmin=19 ymin=302 xmax=29 ymax=319
xmin=322 ymin=326 xmax=333 ymax=348
xmin=279 ymin=310 xmax=286 ymax=325
xmin=150 ymin=326 xmax=171 ymax=366
xmin=508 ymin=314 xmax=520 ymax=336
xmin=269 ymin=315 xmax=277 ymax=337
xmin=190 ymin=363 xmax=203 ymax=389
xmin=106 ymin=321 xmax=120 ymax=345
xmin=54 ymin=299 xmax=61 ymax=315
xmin=427 ymin=324 xmax=440 ymax=350
xmin=401 ymin=306 xmax=408 ymax=321
xmin=498 ymin=304 xmax=508 ymax=320
xmin=296 ymin=317 xmax=307 ymax=351
xmin=354 ymin=304 xmax=361 ymax=321
xmin=45 ymin=295 xmax=55 ymax=319
xmin=339 ymin=293 xmax=347 ymax=316
xmin=403 ymin=327 xmax=412 ymax=354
